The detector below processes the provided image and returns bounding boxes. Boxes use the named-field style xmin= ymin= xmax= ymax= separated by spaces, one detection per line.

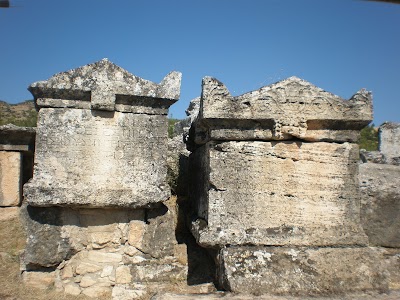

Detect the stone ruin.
xmin=187 ymin=76 xmax=399 ymax=295
xmin=0 ymin=60 xmax=400 ymax=299
xmin=0 ymin=124 xmax=35 ymax=207
xmin=19 ymin=60 xmax=216 ymax=298
xmin=379 ymin=122 xmax=400 ymax=165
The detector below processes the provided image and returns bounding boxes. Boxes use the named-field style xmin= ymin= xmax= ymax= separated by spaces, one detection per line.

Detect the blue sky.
xmin=0 ymin=0 xmax=399 ymax=125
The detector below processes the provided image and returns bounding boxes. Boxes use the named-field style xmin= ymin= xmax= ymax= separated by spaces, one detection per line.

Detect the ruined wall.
xmin=359 ymin=122 xmax=400 ymax=248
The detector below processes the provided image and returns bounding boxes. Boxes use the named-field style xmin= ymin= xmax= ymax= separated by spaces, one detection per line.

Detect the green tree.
xmin=358 ymin=124 xmax=378 ymax=151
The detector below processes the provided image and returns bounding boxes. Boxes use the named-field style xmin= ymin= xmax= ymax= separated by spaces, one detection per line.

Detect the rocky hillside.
xmin=0 ymin=100 xmax=37 ymax=127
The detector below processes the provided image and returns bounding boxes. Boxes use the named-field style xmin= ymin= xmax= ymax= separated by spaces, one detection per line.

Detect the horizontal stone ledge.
xmin=23 ymin=185 xmax=171 ymax=208
xmin=0 ymin=144 xmax=30 ymax=151
xmin=36 ymin=95 xmax=176 ymax=115
xmin=191 ymin=218 xmax=368 ymax=248
xmin=0 ymin=124 xmax=36 ymax=148
xmin=218 ymin=246 xmax=392 ymax=295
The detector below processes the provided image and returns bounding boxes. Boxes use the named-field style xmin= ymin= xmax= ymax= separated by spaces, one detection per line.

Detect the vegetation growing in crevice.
xmin=358 ymin=124 xmax=379 ymax=151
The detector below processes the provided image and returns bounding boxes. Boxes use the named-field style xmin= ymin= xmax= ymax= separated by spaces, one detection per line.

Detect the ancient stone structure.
xmin=0 ymin=124 xmax=35 ymax=207
xmin=379 ymin=122 xmax=400 ymax=165
xmin=360 ymin=122 xmax=400 ymax=249
xmin=20 ymin=60 xmax=215 ymax=298
xmin=187 ymin=76 xmax=391 ymax=294
xmin=24 ymin=58 xmax=180 ymax=208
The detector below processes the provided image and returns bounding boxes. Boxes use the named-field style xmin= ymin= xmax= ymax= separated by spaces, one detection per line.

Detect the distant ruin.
xmin=0 ymin=60 xmax=399 ymax=299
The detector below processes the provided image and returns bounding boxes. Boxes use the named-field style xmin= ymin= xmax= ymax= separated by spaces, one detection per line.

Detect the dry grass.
xmin=0 ymin=215 xmax=94 ymax=300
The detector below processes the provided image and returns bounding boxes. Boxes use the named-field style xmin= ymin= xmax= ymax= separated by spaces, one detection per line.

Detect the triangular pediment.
xmin=28 ymin=59 xmax=181 ymax=111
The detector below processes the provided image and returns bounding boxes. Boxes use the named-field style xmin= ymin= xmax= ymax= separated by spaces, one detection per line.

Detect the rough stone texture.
xmin=359 ymin=163 xmax=400 ymax=247
xmin=20 ymin=195 xmax=215 ymax=297
xmin=379 ymin=122 xmax=400 ymax=165
xmin=360 ymin=150 xmax=385 ymax=164
xmin=24 ymin=108 xmax=170 ymax=208
xmin=0 ymin=151 xmax=21 ymax=206
xmin=191 ymin=141 xmax=367 ymax=247
xmin=22 ymin=271 xmax=56 ymax=289
xmin=25 ymin=59 xmax=180 ymax=208
xmin=167 ymin=97 xmax=199 ymax=196
xmin=20 ymin=203 xmax=144 ymax=270
xmin=29 ymin=58 xmax=181 ymax=112
xmin=217 ymin=246 xmax=389 ymax=296
xmin=0 ymin=124 xmax=36 ymax=152
xmin=191 ymin=76 xmax=372 ymax=144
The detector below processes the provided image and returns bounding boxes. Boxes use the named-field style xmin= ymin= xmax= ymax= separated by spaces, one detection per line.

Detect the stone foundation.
xmin=217 ymin=246 xmax=389 ymax=295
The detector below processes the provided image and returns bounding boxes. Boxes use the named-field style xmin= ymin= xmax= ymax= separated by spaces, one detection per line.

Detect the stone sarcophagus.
xmin=24 ymin=59 xmax=181 ymax=208
xmin=190 ymin=76 xmax=372 ymax=247
xmin=188 ymin=76 xmax=386 ymax=294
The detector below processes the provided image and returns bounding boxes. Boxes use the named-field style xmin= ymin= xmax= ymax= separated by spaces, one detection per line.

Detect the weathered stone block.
xmin=0 ymin=151 xmax=21 ymax=206
xmin=0 ymin=124 xmax=36 ymax=152
xmin=218 ymin=246 xmax=388 ymax=295
xmin=24 ymin=59 xmax=181 ymax=208
xmin=20 ymin=204 xmax=144 ymax=270
xmin=24 ymin=109 xmax=170 ymax=208
xmin=379 ymin=122 xmax=400 ymax=165
xmin=359 ymin=163 xmax=400 ymax=247
xmin=192 ymin=76 xmax=372 ymax=144
xmin=191 ymin=141 xmax=367 ymax=247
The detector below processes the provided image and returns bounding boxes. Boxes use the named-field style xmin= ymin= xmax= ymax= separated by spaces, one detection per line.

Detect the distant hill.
xmin=0 ymin=100 xmax=37 ymax=127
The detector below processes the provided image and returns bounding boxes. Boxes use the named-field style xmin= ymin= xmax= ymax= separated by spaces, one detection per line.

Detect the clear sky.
xmin=0 ymin=0 xmax=399 ymax=126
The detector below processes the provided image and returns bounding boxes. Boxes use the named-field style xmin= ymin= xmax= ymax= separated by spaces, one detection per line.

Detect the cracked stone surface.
xmin=29 ymin=58 xmax=181 ymax=112
xmin=217 ymin=246 xmax=390 ymax=295
xmin=359 ymin=162 xmax=400 ymax=247
xmin=190 ymin=140 xmax=367 ymax=247
xmin=24 ymin=59 xmax=181 ymax=208
xmin=190 ymin=76 xmax=372 ymax=145
xmin=379 ymin=122 xmax=400 ymax=165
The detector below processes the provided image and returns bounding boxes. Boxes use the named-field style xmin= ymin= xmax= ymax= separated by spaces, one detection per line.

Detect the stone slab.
xmin=0 ymin=151 xmax=22 ymax=206
xmin=191 ymin=141 xmax=367 ymax=247
xmin=218 ymin=246 xmax=389 ymax=295
xmin=359 ymin=163 xmax=400 ymax=247
xmin=379 ymin=122 xmax=400 ymax=165
xmin=193 ymin=76 xmax=372 ymax=143
xmin=0 ymin=124 xmax=36 ymax=152
xmin=29 ymin=58 xmax=181 ymax=112
xmin=24 ymin=108 xmax=170 ymax=208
